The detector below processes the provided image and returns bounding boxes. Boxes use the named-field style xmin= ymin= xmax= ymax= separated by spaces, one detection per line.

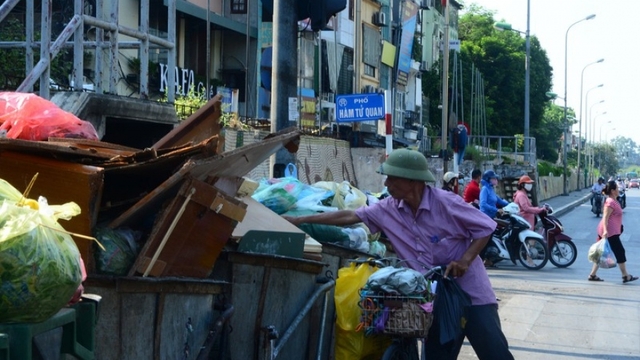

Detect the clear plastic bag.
xmin=588 ymin=238 xmax=617 ymax=269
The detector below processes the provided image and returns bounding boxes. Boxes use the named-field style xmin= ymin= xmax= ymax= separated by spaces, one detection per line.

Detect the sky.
xmin=463 ymin=0 xmax=640 ymax=145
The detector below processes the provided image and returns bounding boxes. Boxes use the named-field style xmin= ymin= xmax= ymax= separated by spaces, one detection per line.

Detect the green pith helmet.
xmin=377 ymin=149 xmax=436 ymax=182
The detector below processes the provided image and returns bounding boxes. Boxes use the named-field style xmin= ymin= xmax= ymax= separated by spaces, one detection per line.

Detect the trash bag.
xmin=334 ymin=262 xmax=390 ymax=360
xmin=365 ymin=266 xmax=428 ymax=295
xmin=433 ymin=277 xmax=472 ymax=345
xmin=312 ymin=181 xmax=367 ymax=210
xmin=0 ymin=179 xmax=83 ymax=323
xmin=0 ymin=92 xmax=99 ymax=140
xmin=588 ymin=238 xmax=617 ymax=269
xmin=93 ymin=226 xmax=141 ymax=276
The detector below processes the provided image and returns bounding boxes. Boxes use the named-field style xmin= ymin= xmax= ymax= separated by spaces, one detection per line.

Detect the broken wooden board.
xmin=109 ymin=127 xmax=301 ymax=229
xmin=129 ymin=177 xmax=247 ymax=278
xmin=0 ymin=150 xmax=104 ymax=272
xmin=152 ymin=94 xmax=224 ymax=151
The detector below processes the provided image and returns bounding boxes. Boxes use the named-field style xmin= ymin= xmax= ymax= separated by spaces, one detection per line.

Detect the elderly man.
xmin=283 ymin=149 xmax=513 ymax=360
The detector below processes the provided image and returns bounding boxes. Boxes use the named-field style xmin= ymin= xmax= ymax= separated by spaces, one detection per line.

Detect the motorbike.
xmin=537 ymin=204 xmax=577 ymax=268
xmin=617 ymin=188 xmax=627 ymax=209
xmin=591 ymin=192 xmax=603 ymax=217
xmin=481 ymin=203 xmax=549 ymax=270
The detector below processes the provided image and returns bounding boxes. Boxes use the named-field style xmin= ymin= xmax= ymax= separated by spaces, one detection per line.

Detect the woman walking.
xmin=588 ymin=180 xmax=638 ymax=283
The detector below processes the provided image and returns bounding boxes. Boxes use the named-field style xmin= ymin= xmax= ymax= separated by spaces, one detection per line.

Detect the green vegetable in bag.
xmin=93 ymin=226 xmax=140 ymax=276
xmin=0 ymin=179 xmax=82 ymax=323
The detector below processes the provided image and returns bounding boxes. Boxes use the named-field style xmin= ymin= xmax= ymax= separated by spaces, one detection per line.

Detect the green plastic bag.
xmin=0 ymin=179 xmax=82 ymax=323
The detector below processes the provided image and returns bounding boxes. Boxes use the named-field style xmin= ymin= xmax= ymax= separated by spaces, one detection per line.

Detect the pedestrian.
xmin=283 ymin=149 xmax=514 ymax=360
xmin=588 ymin=180 xmax=638 ymax=283
xmin=463 ymin=169 xmax=482 ymax=207
xmin=512 ymin=175 xmax=545 ymax=229
xmin=442 ymin=171 xmax=459 ymax=193
xmin=479 ymin=170 xmax=508 ymax=219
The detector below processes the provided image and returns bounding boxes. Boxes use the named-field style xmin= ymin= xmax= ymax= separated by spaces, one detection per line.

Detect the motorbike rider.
xmin=512 ymin=175 xmax=546 ymax=229
xmin=591 ymin=177 xmax=606 ymax=206
xmin=616 ymin=176 xmax=626 ymax=191
xmin=464 ymin=169 xmax=482 ymax=207
xmin=442 ymin=171 xmax=460 ymax=193
xmin=479 ymin=170 xmax=508 ymax=219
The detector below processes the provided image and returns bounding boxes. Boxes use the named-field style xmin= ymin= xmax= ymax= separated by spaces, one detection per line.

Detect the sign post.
xmin=335 ymin=93 xmax=385 ymax=123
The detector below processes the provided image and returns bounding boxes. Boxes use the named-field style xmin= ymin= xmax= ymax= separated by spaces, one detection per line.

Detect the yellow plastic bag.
xmin=334 ymin=262 xmax=391 ymax=360
xmin=0 ymin=178 xmax=83 ymax=323
xmin=335 ymin=262 xmax=377 ymax=330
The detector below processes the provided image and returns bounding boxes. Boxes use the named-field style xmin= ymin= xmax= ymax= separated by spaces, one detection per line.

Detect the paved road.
xmin=459 ymin=188 xmax=640 ymax=360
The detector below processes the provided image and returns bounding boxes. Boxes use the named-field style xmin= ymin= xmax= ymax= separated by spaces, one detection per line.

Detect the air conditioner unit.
xmin=321 ymin=102 xmax=336 ymax=122
xmin=420 ymin=0 xmax=435 ymax=10
xmin=372 ymin=12 xmax=387 ymax=27
xmin=362 ymin=85 xmax=376 ymax=93
xmin=420 ymin=61 xmax=429 ymax=72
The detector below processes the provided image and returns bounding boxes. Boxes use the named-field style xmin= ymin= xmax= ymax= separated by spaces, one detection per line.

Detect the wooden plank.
xmin=153 ymin=94 xmax=223 ymax=151
xmin=109 ymin=127 xmax=301 ymax=229
xmin=129 ymin=178 xmax=246 ymax=278
xmin=0 ymin=151 xmax=104 ymax=272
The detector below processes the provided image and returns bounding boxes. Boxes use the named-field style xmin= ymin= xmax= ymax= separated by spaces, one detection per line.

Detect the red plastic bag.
xmin=0 ymin=92 xmax=99 ymax=140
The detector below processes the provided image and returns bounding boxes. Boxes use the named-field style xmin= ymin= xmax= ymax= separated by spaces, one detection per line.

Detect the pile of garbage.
xmin=252 ymin=175 xmax=387 ymax=257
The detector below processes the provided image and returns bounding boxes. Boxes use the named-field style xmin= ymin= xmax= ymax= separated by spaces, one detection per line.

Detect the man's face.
xmin=384 ymin=175 xmax=415 ymax=199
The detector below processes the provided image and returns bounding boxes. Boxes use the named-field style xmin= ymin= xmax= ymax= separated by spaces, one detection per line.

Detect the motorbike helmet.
xmin=377 ymin=149 xmax=436 ymax=182
xmin=482 ymin=170 xmax=499 ymax=182
xmin=598 ymin=176 xmax=605 ymax=183
xmin=518 ymin=175 xmax=535 ymax=185
xmin=443 ymin=171 xmax=459 ymax=183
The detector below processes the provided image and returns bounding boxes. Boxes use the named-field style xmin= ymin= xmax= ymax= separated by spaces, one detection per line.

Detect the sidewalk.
xmin=538 ymin=187 xmax=592 ymax=217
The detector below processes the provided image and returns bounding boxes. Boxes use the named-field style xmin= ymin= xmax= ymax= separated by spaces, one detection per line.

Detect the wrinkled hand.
xmin=445 ymin=260 xmax=470 ymax=278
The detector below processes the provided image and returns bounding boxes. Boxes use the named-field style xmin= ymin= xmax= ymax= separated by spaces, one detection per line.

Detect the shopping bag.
xmin=433 ymin=277 xmax=472 ymax=345
xmin=588 ymin=238 xmax=617 ymax=269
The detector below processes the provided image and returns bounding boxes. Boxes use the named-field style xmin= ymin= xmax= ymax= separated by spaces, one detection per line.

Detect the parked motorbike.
xmin=538 ymin=204 xmax=577 ymax=268
xmin=591 ymin=192 xmax=603 ymax=217
xmin=617 ymin=188 xmax=627 ymax=209
xmin=481 ymin=203 xmax=549 ymax=270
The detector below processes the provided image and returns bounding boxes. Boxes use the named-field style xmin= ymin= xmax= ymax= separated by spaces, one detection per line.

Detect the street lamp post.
xmin=563 ymin=14 xmax=596 ymax=195
xmin=577 ymin=59 xmax=604 ymax=188
xmin=599 ymin=120 xmax=612 ymax=143
xmin=590 ymin=111 xmax=606 ymax=181
xmin=494 ymin=0 xmax=531 ymax=161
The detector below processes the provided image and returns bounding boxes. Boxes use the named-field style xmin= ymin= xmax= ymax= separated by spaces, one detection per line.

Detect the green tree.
xmin=422 ymin=4 xmax=561 ymax=160
xmin=592 ymin=143 xmax=619 ymax=177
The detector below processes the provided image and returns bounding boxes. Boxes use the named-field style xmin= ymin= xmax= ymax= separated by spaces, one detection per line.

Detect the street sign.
xmin=335 ymin=93 xmax=385 ymax=123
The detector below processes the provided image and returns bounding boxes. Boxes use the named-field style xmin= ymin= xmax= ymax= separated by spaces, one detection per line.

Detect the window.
xmin=348 ymin=0 xmax=354 ymax=20
xmin=231 ymin=0 xmax=247 ymax=14
xmin=364 ymin=64 xmax=376 ymax=77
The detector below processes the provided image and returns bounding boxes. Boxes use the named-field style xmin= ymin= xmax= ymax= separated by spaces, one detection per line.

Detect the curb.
xmin=551 ymin=194 xmax=592 ymax=218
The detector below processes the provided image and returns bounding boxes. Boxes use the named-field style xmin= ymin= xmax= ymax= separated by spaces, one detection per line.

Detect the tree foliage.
xmin=421 ymin=4 xmax=563 ymax=160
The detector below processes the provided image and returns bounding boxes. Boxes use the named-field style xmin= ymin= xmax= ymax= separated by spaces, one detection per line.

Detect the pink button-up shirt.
xmin=355 ymin=186 xmax=498 ymax=306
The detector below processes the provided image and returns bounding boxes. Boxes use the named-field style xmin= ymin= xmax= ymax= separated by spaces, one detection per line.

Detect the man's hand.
xmin=444 ymin=260 xmax=470 ymax=278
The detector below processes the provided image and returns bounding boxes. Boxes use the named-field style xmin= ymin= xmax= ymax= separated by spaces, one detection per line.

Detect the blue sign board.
xmin=335 ymin=93 xmax=385 ymax=123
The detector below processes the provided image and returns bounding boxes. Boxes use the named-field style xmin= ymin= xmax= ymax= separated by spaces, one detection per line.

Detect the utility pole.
xmin=270 ymin=0 xmax=298 ymax=176
xmin=441 ymin=0 xmax=450 ymax=173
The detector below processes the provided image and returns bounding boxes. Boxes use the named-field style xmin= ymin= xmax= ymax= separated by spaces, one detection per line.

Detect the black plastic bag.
xmin=433 ymin=277 xmax=472 ymax=345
